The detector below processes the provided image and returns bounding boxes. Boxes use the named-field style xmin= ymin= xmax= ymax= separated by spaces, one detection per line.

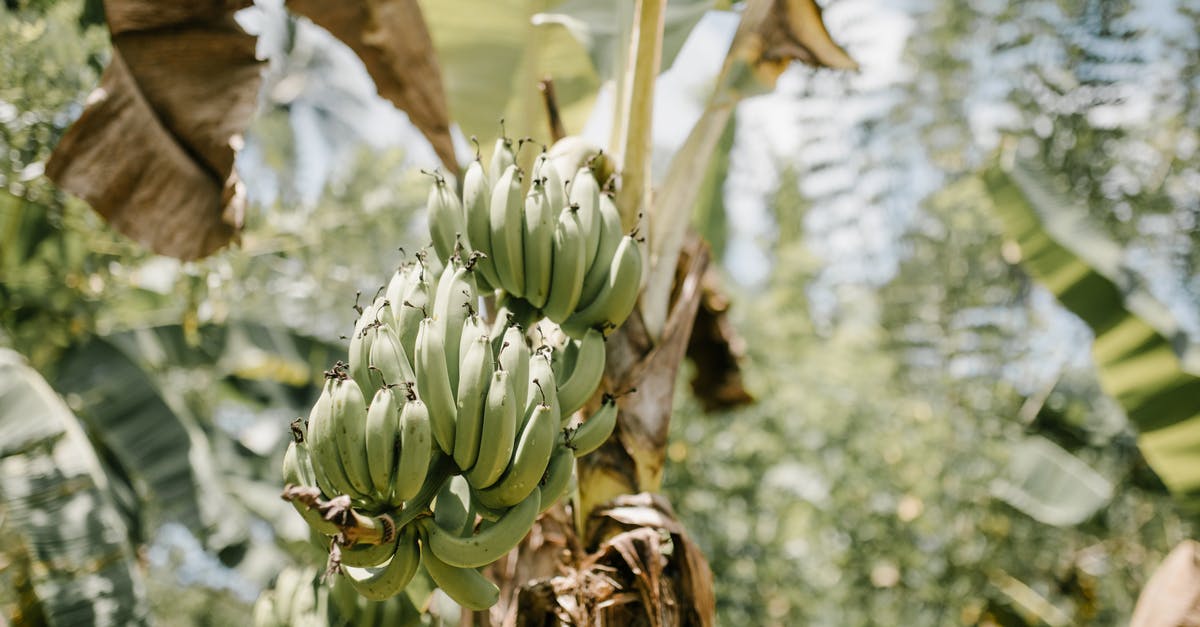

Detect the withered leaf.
xmin=286 ymin=0 xmax=456 ymax=172
xmin=1130 ymin=540 xmax=1200 ymax=627
xmin=721 ymin=0 xmax=859 ymax=96
xmin=46 ymin=0 xmax=262 ymax=260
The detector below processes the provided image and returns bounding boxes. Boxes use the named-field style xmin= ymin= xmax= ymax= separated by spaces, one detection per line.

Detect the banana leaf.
xmin=0 ymin=348 xmax=150 ymax=626
xmin=990 ymin=435 xmax=1113 ymax=527
xmin=984 ymin=158 xmax=1200 ymax=507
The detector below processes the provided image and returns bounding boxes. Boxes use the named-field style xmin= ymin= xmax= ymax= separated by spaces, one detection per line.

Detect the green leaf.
xmin=420 ymin=0 xmax=600 ymax=148
xmin=691 ymin=109 xmax=735 ymax=261
xmin=984 ymin=158 xmax=1200 ymax=503
xmin=52 ymin=336 xmax=249 ymax=550
xmin=533 ymin=0 xmax=715 ymax=80
xmin=990 ymin=436 xmax=1113 ymax=527
xmin=0 ymin=348 xmax=151 ymax=626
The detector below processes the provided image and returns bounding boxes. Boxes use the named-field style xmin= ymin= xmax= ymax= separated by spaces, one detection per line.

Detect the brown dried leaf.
xmin=45 ymin=0 xmax=261 ymax=260
xmin=686 ymin=267 xmax=755 ymax=412
xmin=722 ymin=0 xmax=858 ymax=96
xmin=286 ymin=0 xmax=456 ymax=172
xmin=1130 ymin=540 xmax=1200 ymax=627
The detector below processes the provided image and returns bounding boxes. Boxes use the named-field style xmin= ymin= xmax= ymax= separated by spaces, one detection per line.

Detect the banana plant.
xmin=0 ymin=349 xmax=151 ymax=626
xmin=984 ymin=155 xmax=1200 ymax=512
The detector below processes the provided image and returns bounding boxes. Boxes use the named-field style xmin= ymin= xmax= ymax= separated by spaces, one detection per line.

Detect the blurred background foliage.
xmin=1 ymin=0 xmax=1197 ymax=625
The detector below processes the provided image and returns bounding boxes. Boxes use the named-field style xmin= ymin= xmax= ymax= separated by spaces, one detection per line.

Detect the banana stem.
xmin=613 ymin=0 xmax=667 ymax=232
xmin=281 ymin=485 xmax=393 ymax=546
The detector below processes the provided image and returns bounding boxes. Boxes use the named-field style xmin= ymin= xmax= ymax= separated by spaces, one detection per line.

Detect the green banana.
xmin=465 ymin=369 xmax=517 ymax=489
xmin=542 ymin=206 xmax=588 ymax=322
xmin=364 ymin=386 xmax=400 ymax=497
xmin=522 ymin=179 xmax=555 ymax=309
xmin=330 ymin=375 xmax=374 ymax=498
xmin=462 ymin=159 xmax=501 ymax=291
xmin=475 ymin=402 xmax=556 ymax=509
xmin=433 ymin=263 xmax=477 ymax=389
xmin=568 ymin=395 xmax=618 ymax=457
xmin=368 ymin=323 xmax=416 ymax=390
xmin=348 ymin=298 xmax=387 ymax=395
xmin=568 ymin=165 xmax=602 ymax=271
xmin=497 ymin=324 xmax=530 ymax=415
xmin=489 ymin=165 xmax=526 ymax=296
xmin=343 ymin=527 xmax=421 ymax=601
xmin=415 ymin=318 xmax=457 ymax=455
xmin=526 ymin=350 xmax=560 ymax=428
xmin=419 ymin=538 xmax=500 ymax=611
xmin=458 ymin=313 xmax=488 ymax=365
xmin=384 ymin=264 xmax=416 ymax=328
xmin=538 ymin=446 xmax=574 ymax=514
xmin=394 ymin=265 xmax=431 ymax=359
xmin=563 ymin=234 xmax=643 ymax=337
xmin=576 ymin=192 xmax=623 ymax=309
xmin=252 ymin=591 xmax=278 ymax=627
xmin=433 ymin=474 xmax=476 ymax=536
xmin=533 ymin=151 xmax=566 ymax=214
xmin=390 ymin=392 xmax=432 ymax=504
xmin=272 ymin=567 xmax=304 ymax=625
xmin=555 ymin=328 xmax=606 ymax=417
xmin=421 ymin=486 xmax=539 ymax=568
xmin=328 ymin=564 xmax=360 ymax=619
xmin=307 ymin=376 xmax=362 ymax=499
xmin=282 ymin=439 xmax=340 ymax=535
xmin=551 ymin=333 xmax=578 ymax=381
xmin=427 ymin=174 xmax=465 ymax=266
xmin=453 ymin=334 xmax=493 ymax=471
xmin=488 ymin=134 xmax=514 ymax=183
xmin=289 ymin=570 xmax=318 ymax=624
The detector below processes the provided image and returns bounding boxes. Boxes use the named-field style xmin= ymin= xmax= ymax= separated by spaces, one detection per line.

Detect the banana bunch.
xmin=253 ymin=565 xmax=425 ymax=627
xmin=427 ymin=134 xmax=644 ymax=339
xmin=280 ymin=248 xmax=624 ymax=611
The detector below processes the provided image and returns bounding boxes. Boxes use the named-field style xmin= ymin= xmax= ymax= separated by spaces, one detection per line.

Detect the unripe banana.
xmin=567 ymin=165 xmax=602 ymax=270
xmin=427 ymin=175 xmax=465 ymax=266
xmin=453 ymin=335 xmax=493 ymax=471
xmin=419 ymin=540 xmax=500 ymax=611
xmin=475 ymin=402 xmax=556 ymax=509
xmin=551 ymin=333 xmax=578 ymax=381
xmin=458 ymin=313 xmax=488 ymax=365
xmin=415 ymin=318 xmax=457 ymax=455
xmin=307 ymin=377 xmax=362 ymax=499
xmin=538 ymin=446 xmax=575 ymax=514
xmin=465 ymin=369 xmax=517 ymax=489
xmin=330 ymin=376 xmax=374 ymax=498
xmin=556 ymin=329 xmax=606 ymax=417
xmin=394 ymin=267 xmax=431 ymax=359
xmin=434 ymin=475 xmax=476 ymax=536
xmin=577 ymin=192 xmax=623 ymax=309
xmin=272 ymin=567 xmax=304 ymax=625
xmin=488 ymin=135 xmax=515 ymax=183
xmin=562 ymin=234 xmax=643 ymax=337
xmin=391 ymin=392 xmax=432 ymax=504
xmin=526 ymin=350 xmax=561 ymax=428
xmin=282 ymin=439 xmax=339 ymax=535
xmin=343 ymin=527 xmax=421 ymax=601
xmin=542 ymin=206 xmax=588 ymax=322
xmin=368 ymin=324 xmax=416 ymax=390
xmin=421 ymin=486 xmax=539 ymax=568
xmin=568 ymin=395 xmax=618 ymax=457
xmin=288 ymin=571 xmax=318 ymax=624
xmin=252 ymin=592 xmax=278 ymax=627
xmin=348 ymin=298 xmax=387 ymax=395
xmin=384 ymin=265 xmax=416 ymax=327
xmin=461 ymin=159 xmax=502 ymax=291
xmin=497 ymin=325 xmax=530 ymax=414
xmin=522 ymin=180 xmax=555 ymax=309
xmin=364 ymin=386 xmax=400 ymax=497
xmin=433 ymin=263 xmax=477 ymax=389
xmin=493 ymin=292 xmax=538 ymax=331
xmin=489 ymin=165 xmax=526 ymax=296
xmin=533 ymin=151 xmax=567 ymax=213
xmin=328 ymin=565 xmax=360 ymax=619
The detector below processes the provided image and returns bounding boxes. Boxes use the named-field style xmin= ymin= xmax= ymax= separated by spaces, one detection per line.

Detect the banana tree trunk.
xmin=479 ymin=234 xmax=714 ymax=626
